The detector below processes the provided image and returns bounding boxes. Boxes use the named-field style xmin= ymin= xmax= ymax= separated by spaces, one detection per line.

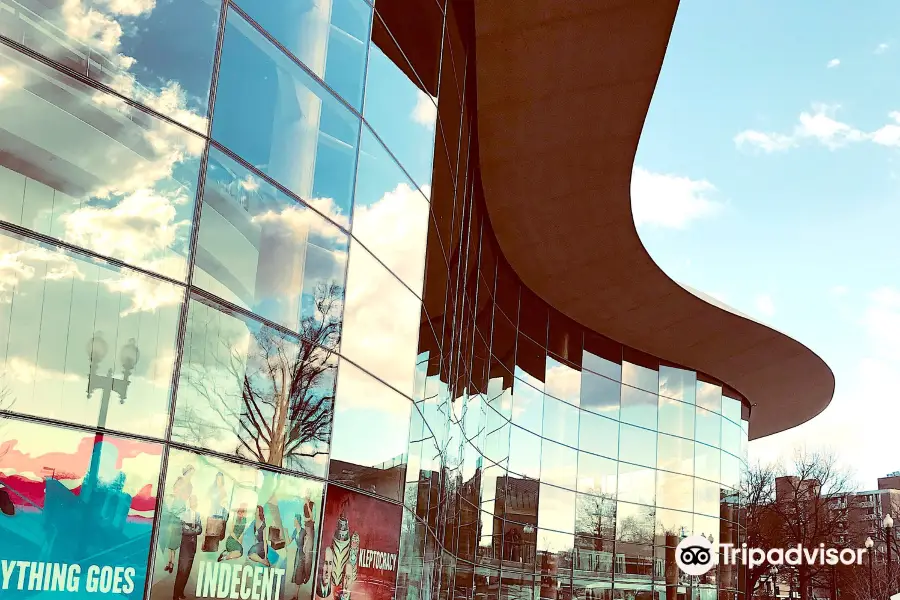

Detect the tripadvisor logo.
xmin=675 ymin=536 xmax=869 ymax=576
xmin=676 ymin=535 xmax=718 ymax=576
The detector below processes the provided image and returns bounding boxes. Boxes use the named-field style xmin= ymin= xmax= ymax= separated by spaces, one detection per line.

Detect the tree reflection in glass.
xmin=173 ymin=295 xmax=338 ymax=477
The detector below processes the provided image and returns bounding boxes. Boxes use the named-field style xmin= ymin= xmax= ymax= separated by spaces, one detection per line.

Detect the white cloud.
xmin=0 ymin=246 xmax=84 ymax=302
xmin=830 ymin=285 xmax=849 ymax=297
xmin=350 ymin=182 xmax=430 ymax=293
xmin=870 ymin=111 xmax=900 ymax=147
xmin=411 ymin=91 xmax=437 ymax=128
xmin=796 ymin=104 xmax=865 ymax=148
xmin=734 ymin=130 xmax=796 ymax=153
xmin=754 ymin=293 xmax=776 ymax=318
xmin=631 ymin=167 xmax=722 ymax=229
xmin=827 ymin=58 xmax=841 ymax=68
xmin=735 ymin=104 xmax=867 ymax=152
xmin=876 ymin=42 xmax=890 ymax=54
xmin=62 ymin=188 xmax=191 ymax=271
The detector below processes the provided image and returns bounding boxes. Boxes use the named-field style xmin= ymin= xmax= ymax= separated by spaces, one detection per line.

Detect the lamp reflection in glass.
xmin=86 ymin=331 xmax=141 ymax=430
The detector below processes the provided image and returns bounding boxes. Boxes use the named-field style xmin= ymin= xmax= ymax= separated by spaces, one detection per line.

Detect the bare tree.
xmin=176 ymin=283 xmax=341 ymax=472
xmin=575 ymin=490 xmax=616 ymax=550
xmin=766 ymin=450 xmax=859 ymax=600
xmin=741 ymin=462 xmax=781 ymax=597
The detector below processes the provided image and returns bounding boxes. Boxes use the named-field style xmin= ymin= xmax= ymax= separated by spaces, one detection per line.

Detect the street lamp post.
xmin=84 ymin=332 xmax=140 ymax=491
xmin=866 ymin=537 xmax=874 ymax=600
xmin=885 ymin=514 xmax=895 ymax=599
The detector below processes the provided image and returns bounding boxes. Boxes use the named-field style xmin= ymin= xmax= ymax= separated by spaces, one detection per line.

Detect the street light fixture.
xmin=866 ymin=537 xmax=875 ymax=600
xmin=85 ymin=332 xmax=139 ymax=429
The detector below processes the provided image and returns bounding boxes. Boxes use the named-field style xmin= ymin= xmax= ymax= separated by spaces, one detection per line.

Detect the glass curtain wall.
xmin=0 ymin=1 xmax=750 ymax=600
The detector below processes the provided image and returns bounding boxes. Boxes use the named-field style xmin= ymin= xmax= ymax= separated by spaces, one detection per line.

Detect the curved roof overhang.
xmin=472 ymin=0 xmax=834 ymax=439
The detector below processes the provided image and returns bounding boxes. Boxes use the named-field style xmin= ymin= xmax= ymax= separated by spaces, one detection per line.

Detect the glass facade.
xmin=0 ymin=2 xmax=750 ymax=600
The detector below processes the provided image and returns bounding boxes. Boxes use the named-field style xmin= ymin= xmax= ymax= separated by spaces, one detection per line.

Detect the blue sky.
xmin=634 ymin=0 xmax=900 ymax=489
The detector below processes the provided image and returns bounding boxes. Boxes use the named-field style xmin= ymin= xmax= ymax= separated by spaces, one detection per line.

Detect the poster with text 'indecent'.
xmin=147 ymin=448 xmax=324 ymax=600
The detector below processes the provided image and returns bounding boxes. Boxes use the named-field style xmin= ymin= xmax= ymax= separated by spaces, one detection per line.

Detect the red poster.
xmin=314 ymin=486 xmax=402 ymax=600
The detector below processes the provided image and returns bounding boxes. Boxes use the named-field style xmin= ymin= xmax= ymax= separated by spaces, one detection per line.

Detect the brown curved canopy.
xmin=473 ymin=0 xmax=834 ymax=439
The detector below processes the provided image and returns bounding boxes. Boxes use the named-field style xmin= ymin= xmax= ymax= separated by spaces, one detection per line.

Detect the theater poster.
xmin=148 ymin=449 xmax=324 ymax=600
xmin=0 ymin=416 xmax=162 ymax=599
xmin=314 ymin=486 xmax=402 ymax=600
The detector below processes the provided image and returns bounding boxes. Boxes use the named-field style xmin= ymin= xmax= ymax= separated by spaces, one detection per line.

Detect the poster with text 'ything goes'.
xmin=0 ymin=416 xmax=163 ymax=599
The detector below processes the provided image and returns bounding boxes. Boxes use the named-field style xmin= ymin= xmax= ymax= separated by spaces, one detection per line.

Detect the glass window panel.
xmin=658 ymin=366 xmax=696 ymax=404
xmin=583 ymin=332 xmax=621 ymax=376
xmin=694 ymin=478 xmax=720 ymax=517
xmin=721 ymin=419 xmax=742 ymax=457
xmin=619 ymin=424 xmax=657 ymax=468
xmin=537 ymin=529 xmax=574 ymax=578
xmin=512 ymin=377 xmax=544 ymax=434
xmin=341 ymin=240 xmax=422 ymax=397
xmin=0 ymin=417 xmax=163 ymax=599
xmin=481 ymin=463 xmax=505 ymax=513
xmin=487 ymin=365 xmax=513 ymax=421
xmin=236 ymin=0 xmax=370 ymax=109
xmin=0 ymin=0 xmax=220 ymax=129
xmin=353 ymin=126 xmax=429 ymax=293
xmin=540 ymin=439 xmax=577 ymax=490
xmin=695 ymin=515 xmax=720 ymax=546
xmin=695 ymin=443 xmax=721 ymax=483
xmin=616 ymin=463 xmax=655 ymax=505
xmin=173 ymin=297 xmax=335 ymax=477
xmin=655 ymin=508 xmax=693 ymax=544
xmin=616 ymin=502 xmax=655 ymax=544
xmin=657 ymin=434 xmax=694 ymax=476
xmin=509 ymin=425 xmax=542 ymax=480
xmin=577 ymin=452 xmax=617 ymax=498
xmin=656 ymin=471 xmax=693 ymax=512
xmin=578 ymin=410 xmax=619 ymax=459
xmin=329 ymin=359 xmax=411 ymax=500
xmin=542 ymin=394 xmax=578 ymax=445
xmin=483 ymin=414 xmax=511 ymax=467
xmin=721 ymin=452 xmax=742 ymax=490
xmin=364 ymin=24 xmax=436 ymax=191
xmin=538 ymin=484 xmax=576 ymax=533
xmin=0 ymin=47 xmax=203 ymax=280
xmin=722 ymin=395 xmax=742 ymax=423
xmin=575 ymin=494 xmax=616 ymax=540
xmin=214 ymin=11 xmax=360 ymax=219
xmin=581 ymin=369 xmax=621 ymax=419
xmin=696 ymin=381 xmax=722 ymax=413
xmin=149 ymin=447 xmax=324 ymax=600
xmin=504 ymin=476 xmax=539 ymax=534
xmin=491 ymin=310 xmax=516 ymax=373
xmin=546 ymin=355 xmax=581 ymax=406
xmin=0 ymin=230 xmax=180 ymax=436
xmin=518 ymin=288 xmax=548 ymax=346
xmin=622 ymin=361 xmax=658 ymax=393
xmin=695 ymin=407 xmax=722 ymax=448
xmin=194 ymin=148 xmax=348 ymax=341
xmin=658 ymin=397 xmax=695 ymax=439
xmin=620 ymin=386 xmax=658 ymax=430
xmin=515 ymin=333 xmax=545 ymax=390
xmin=500 ymin=570 xmax=539 ymax=599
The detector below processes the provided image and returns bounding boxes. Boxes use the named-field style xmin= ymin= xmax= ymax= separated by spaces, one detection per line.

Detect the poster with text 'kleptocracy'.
xmin=0 ymin=416 xmax=163 ymax=599
xmin=314 ymin=486 xmax=402 ymax=600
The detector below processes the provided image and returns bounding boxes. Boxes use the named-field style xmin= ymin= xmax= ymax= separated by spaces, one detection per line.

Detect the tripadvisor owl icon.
xmin=675 ymin=535 xmax=718 ymax=576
